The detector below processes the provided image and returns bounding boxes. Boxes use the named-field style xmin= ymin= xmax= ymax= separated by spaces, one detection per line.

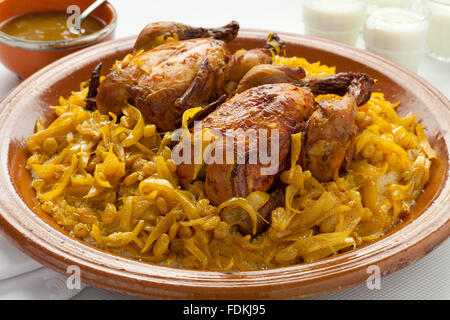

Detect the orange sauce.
xmin=0 ymin=11 xmax=105 ymax=41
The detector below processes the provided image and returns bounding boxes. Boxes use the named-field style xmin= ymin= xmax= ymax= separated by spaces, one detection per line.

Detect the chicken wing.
xmin=301 ymin=73 xmax=374 ymax=182
xmin=134 ymin=21 xmax=239 ymax=52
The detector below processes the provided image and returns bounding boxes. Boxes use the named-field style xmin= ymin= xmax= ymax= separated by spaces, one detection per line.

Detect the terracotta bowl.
xmin=0 ymin=31 xmax=449 ymax=299
xmin=0 ymin=0 xmax=117 ymax=79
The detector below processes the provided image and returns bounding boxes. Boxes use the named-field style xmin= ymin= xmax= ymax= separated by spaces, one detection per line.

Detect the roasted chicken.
xmin=175 ymin=73 xmax=373 ymax=234
xmin=96 ymin=37 xmax=232 ymax=132
xmin=96 ymin=21 xmax=286 ymax=132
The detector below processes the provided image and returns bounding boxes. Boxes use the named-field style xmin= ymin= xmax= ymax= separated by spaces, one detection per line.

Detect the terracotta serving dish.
xmin=0 ymin=31 xmax=449 ymax=299
xmin=0 ymin=0 xmax=117 ymax=79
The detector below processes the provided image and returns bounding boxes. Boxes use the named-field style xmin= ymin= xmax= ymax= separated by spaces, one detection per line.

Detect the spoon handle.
xmin=79 ymin=0 xmax=108 ymax=25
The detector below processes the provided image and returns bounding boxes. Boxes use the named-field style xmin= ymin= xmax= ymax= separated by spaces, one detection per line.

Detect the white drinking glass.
xmin=365 ymin=0 xmax=412 ymax=17
xmin=363 ymin=6 xmax=429 ymax=72
xmin=367 ymin=0 xmax=411 ymax=5
xmin=302 ymin=0 xmax=365 ymax=45
xmin=426 ymin=0 xmax=450 ymax=62
xmin=366 ymin=0 xmax=412 ymax=9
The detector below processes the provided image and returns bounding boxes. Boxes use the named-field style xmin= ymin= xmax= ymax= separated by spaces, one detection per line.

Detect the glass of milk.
xmin=302 ymin=0 xmax=365 ymax=45
xmin=367 ymin=0 xmax=411 ymax=5
xmin=363 ymin=7 xmax=429 ymax=72
xmin=365 ymin=0 xmax=413 ymax=16
xmin=426 ymin=0 xmax=450 ymax=62
xmin=366 ymin=0 xmax=412 ymax=10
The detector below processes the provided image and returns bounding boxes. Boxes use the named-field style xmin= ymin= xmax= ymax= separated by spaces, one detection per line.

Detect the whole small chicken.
xmin=96 ymin=22 xmax=238 ymax=132
xmin=175 ymin=72 xmax=374 ymax=234
xmin=95 ymin=21 xmax=286 ymax=132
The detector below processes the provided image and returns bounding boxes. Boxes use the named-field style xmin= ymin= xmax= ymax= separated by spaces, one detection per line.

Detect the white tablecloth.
xmin=0 ymin=0 xmax=448 ymax=300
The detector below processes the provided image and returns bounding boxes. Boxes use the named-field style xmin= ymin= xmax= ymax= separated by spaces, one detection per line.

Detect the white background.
xmin=0 ymin=0 xmax=448 ymax=300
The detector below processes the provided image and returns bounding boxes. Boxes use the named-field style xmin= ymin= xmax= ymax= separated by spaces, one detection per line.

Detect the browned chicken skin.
xmin=232 ymin=64 xmax=306 ymax=96
xmin=96 ymin=38 xmax=231 ymax=132
xmin=96 ymin=21 xmax=241 ymax=132
xmin=218 ymin=33 xmax=286 ymax=95
xmin=173 ymin=83 xmax=315 ymax=198
xmin=201 ymin=83 xmax=316 ymax=205
xmin=96 ymin=22 xmax=290 ymax=132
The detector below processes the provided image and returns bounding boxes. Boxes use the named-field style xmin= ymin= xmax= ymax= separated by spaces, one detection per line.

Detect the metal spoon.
xmin=80 ymin=0 xmax=108 ymax=25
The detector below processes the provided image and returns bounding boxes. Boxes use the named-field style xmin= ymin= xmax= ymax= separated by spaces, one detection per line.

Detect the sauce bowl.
xmin=0 ymin=0 xmax=116 ymax=79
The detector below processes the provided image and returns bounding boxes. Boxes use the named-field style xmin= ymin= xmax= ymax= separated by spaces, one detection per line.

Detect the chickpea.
xmin=142 ymin=161 xmax=157 ymax=175
xmin=213 ymin=221 xmax=229 ymax=239
xmin=362 ymin=144 xmax=375 ymax=159
xmin=73 ymin=223 xmax=90 ymax=238
xmin=43 ymin=137 xmax=59 ymax=155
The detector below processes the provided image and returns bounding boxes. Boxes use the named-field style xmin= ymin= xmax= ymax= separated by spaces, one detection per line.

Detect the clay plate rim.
xmin=0 ymin=30 xmax=449 ymax=299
